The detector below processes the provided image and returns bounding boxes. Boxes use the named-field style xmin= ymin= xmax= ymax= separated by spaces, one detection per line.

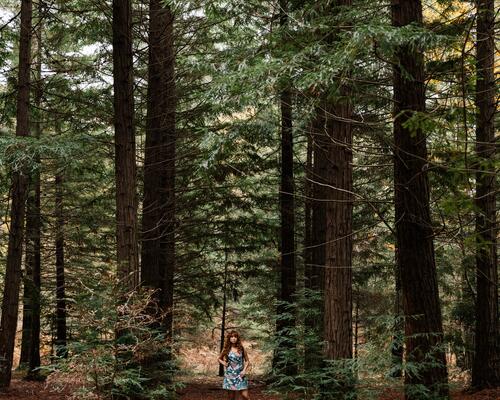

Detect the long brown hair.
xmin=220 ymin=330 xmax=245 ymax=359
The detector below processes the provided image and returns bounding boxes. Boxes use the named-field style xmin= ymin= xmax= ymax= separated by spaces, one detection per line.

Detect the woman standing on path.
xmin=218 ymin=330 xmax=251 ymax=400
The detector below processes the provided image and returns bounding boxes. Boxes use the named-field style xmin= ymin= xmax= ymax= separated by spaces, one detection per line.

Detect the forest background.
xmin=0 ymin=0 xmax=498 ymax=399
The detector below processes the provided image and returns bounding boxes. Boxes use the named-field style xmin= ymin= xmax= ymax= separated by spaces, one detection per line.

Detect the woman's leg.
xmin=239 ymin=389 xmax=249 ymax=399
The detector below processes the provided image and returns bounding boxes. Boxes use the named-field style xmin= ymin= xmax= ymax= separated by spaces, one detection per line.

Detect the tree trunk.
xmin=323 ymin=94 xmax=354 ymax=360
xmin=354 ymin=297 xmax=359 ymax=361
xmin=20 ymin=4 xmax=43 ymax=375
xmin=390 ymin=246 xmax=403 ymax=378
xmin=140 ymin=0 xmax=176 ymax=385
xmin=219 ymin=249 xmax=229 ymax=377
xmin=311 ymin=105 xmax=327 ymax=315
xmin=27 ymin=169 xmax=41 ymax=376
xmin=471 ymin=0 xmax=499 ymax=389
xmin=20 ymin=175 xmax=41 ymax=369
xmin=112 ymin=3 xmax=140 ymax=397
xmin=112 ymin=0 xmax=139 ymax=292
xmin=142 ymin=0 xmax=176 ymax=316
xmin=274 ymin=0 xmax=297 ymax=376
xmin=305 ymin=106 xmax=326 ymax=370
xmin=0 ymin=0 xmax=33 ymax=389
xmin=55 ymin=173 xmax=67 ymax=358
xmin=304 ymin=127 xmax=313 ymax=286
xmin=321 ymin=5 xmax=355 ymax=398
xmin=391 ymin=1 xmax=449 ymax=398
xmin=20 ymin=128 xmax=42 ymax=370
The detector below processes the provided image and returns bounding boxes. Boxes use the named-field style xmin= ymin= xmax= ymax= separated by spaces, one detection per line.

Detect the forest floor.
xmin=0 ymin=374 xmax=499 ymax=399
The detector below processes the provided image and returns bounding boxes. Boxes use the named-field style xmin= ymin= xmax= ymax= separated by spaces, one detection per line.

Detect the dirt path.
xmin=0 ymin=376 xmax=278 ymax=400
xmin=178 ymin=378 xmax=500 ymax=400
xmin=177 ymin=376 xmax=280 ymax=400
xmin=1 ymin=376 xmax=498 ymax=400
xmin=0 ymin=379 xmax=70 ymax=400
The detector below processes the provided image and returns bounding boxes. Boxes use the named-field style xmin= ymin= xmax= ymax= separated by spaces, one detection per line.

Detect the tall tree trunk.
xmin=304 ymin=128 xmax=313 ymax=284
xmin=321 ymin=4 xmax=354 ymax=398
xmin=27 ymin=169 xmax=41 ymax=376
xmin=20 ymin=3 xmax=43 ymax=375
xmin=322 ymin=88 xmax=354 ymax=398
xmin=219 ymin=249 xmax=229 ymax=377
xmin=20 ymin=177 xmax=41 ymax=370
xmin=471 ymin=0 xmax=499 ymax=389
xmin=459 ymin=261 xmax=474 ymax=373
xmin=27 ymin=1 xmax=42 ymax=376
xmin=112 ymin=0 xmax=138 ymax=291
xmin=305 ymin=106 xmax=326 ymax=370
xmin=0 ymin=0 xmax=33 ymax=389
xmin=112 ymin=4 xmax=139 ymax=396
xmin=140 ymin=0 xmax=176 ymax=384
xmin=274 ymin=0 xmax=297 ymax=376
xmin=55 ymin=173 xmax=67 ymax=358
xmin=390 ymin=246 xmax=403 ymax=378
xmin=354 ymin=296 xmax=359 ymax=361
xmin=391 ymin=1 xmax=449 ymax=398
xmin=142 ymin=0 xmax=176 ymax=315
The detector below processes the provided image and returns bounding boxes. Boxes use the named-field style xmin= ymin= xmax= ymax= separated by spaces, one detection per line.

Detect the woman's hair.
xmin=220 ymin=330 xmax=245 ymax=359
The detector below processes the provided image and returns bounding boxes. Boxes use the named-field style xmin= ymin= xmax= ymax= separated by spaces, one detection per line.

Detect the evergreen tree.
xmin=471 ymin=0 xmax=499 ymax=389
xmin=112 ymin=0 xmax=139 ymax=292
xmin=0 ymin=0 xmax=33 ymax=388
xmin=391 ymin=0 xmax=449 ymax=398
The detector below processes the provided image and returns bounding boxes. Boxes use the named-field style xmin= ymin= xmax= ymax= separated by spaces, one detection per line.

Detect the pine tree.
xmin=322 ymin=1 xmax=355 ymax=397
xmin=0 ymin=0 xmax=33 ymax=388
xmin=20 ymin=1 xmax=43 ymax=376
xmin=140 ymin=0 xmax=177 ymax=386
xmin=471 ymin=0 xmax=499 ymax=389
xmin=54 ymin=172 xmax=67 ymax=358
xmin=391 ymin=0 xmax=449 ymax=398
xmin=112 ymin=0 xmax=139 ymax=290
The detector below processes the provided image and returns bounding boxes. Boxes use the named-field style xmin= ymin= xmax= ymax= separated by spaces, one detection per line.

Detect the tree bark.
xmin=471 ymin=0 xmax=499 ymax=389
xmin=55 ymin=173 xmax=67 ymax=358
xmin=320 ymin=3 xmax=355 ymax=388
xmin=0 ymin=0 xmax=33 ymax=389
xmin=321 ymin=2 xmax=354 ymax=386
xmin=20 ymin=126 xmax=42 ymax=371
xmin=111 ymin=4 xmax=140 ymax=397
xmin=112 ymin=0 xmax=139 ymax=292
xmin=323 ymin=93 xmax=353 ymax=361
xmin=26 ymin=170 xmax=41 ymax=376
xmin=390 ymin=246 xmax=403 ymax=378
xmin=141 ymin=0 xmax=176 ymax=318
xmin=20 ymin=3 xmax=43 ymax=375
xmin=140 ymin=1 xmax=176 ymax=386
xmin=311 ymin=105 xmax=327 ymax=310
xmin=304 ymin=127 xmax=313 ymax=287
xmin=305 ymin=106 xmax=326 ymax=370
xmin=219 ymin=249 xmax=229 ymax=377
xmin=391 ymin=1 xmax=449 ymax=398
xmin=321 ymin=88 xmax=354 ymax=400
xmin=141 ymin=0 xmax=176 ymax=329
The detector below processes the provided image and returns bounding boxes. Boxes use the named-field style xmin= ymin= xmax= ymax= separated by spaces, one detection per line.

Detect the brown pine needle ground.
xmin=1 ymin=374 xmax=498 ymax=400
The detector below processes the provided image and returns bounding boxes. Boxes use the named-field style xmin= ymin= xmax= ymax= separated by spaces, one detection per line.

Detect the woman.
xmin=218 ymin=330 xmax=250 ymax=400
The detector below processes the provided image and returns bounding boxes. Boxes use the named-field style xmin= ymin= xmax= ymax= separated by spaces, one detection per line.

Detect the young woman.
xmin=218 ymin=330 xmax=250 ymax=400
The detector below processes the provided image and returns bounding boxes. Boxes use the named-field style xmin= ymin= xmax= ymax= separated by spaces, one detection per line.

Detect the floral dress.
xmin=223 ymin=350 xmax=248 ymax=391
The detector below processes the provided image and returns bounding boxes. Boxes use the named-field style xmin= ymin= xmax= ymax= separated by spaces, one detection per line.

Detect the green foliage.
xmin=401 ymin=111 xmax=439 ymax=137
xmin=48 ymin=280 xmax=181 ymax=400
xmin=0 ymin=0 xmax=494 ymax=396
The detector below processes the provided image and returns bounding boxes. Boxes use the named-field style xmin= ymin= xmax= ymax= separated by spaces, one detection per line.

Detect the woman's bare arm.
xmin=241 ymin=351 xmax=250 ymax=376
xmin=218 ymin=355 xmax=227 ymax=367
